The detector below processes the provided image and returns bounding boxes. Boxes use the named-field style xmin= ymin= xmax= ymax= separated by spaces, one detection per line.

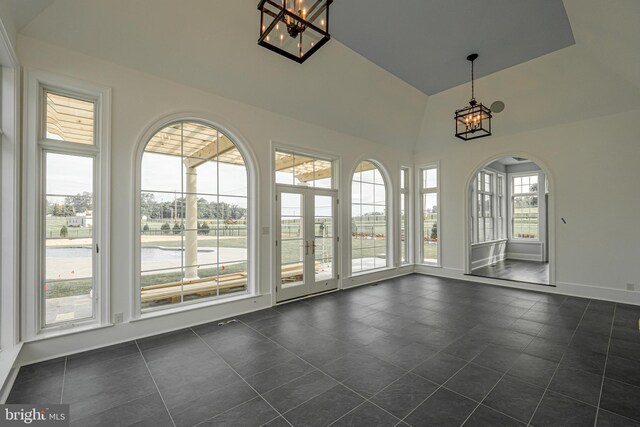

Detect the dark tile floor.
xmin=472 ymin=259 xmax=550 ymax=285
xmin=8 ymin=274 xmax=640 ymax=427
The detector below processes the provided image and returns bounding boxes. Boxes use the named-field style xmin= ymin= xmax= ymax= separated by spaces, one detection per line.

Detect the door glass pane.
xmin=315 ymin=195 xmax=334 ymax=281
xmin=45 ymin=153 xmax=94 ymax=325
xmin=281 ymin=193 xmax=304 ymax=288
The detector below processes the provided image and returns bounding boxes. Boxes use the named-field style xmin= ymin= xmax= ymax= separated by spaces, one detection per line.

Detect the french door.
xmin=275 ymin=185 xmax=338 ymax=302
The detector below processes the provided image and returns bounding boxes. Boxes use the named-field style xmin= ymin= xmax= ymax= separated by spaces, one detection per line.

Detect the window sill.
xmin=418 ymin=262 xmax=441 ymax=268
xmin=508 ymin=239 xmax=541 ymax=244
xmin=472 ymin=239 xmax=507 ymax=248
xmin=0 ymin=343 xmax=23 ymax=391
xmin=133 ymin=292 xmax=258 ymax=322
xmin=350 ymin=266 xmax=395 ymax=277
xmin=24 ymin=322 xmax=114 ymax=343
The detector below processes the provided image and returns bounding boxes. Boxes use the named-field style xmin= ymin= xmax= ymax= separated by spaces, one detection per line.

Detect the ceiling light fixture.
xmin=455 ymin=53 xmax=492 ymax=141
xmin=258 ymin=0 xmax=332 ymax=64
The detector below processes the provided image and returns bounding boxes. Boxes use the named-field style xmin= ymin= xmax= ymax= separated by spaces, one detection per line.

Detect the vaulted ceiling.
xmin=1 ymin=0 xmax=638 ymax=150
xmin=331 ymin=0 xmax=575 ymax=95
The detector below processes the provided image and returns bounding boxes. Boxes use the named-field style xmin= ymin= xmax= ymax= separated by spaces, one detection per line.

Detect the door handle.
xmin=305 ymin=241 xmax=309 ymax=255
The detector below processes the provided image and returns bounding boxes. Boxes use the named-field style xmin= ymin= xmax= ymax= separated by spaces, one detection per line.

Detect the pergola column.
xmin=184 ymin=166 xmax=199 ymax=279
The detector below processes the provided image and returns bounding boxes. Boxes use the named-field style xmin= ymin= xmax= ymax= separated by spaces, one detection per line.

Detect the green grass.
xmin=46 ymin=279 xmax=93 ymax=299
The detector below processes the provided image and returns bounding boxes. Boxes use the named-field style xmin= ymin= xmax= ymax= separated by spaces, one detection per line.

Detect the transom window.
xmin=139 ymin=121 xmax=249 ymax=311
xmin=351 ymin=161 xmax=388 ymax=273
xmin=45 ymin=91 xmax=95 ymax=145
xmin=511 ymin=174 xmax=539 ymax=239
xmin=275 ymin=150 xmax=333 ymax=188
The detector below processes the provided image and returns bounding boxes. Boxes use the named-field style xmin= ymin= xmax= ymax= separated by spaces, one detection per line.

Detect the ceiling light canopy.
xmin=258 ymin=0 xmax=332 ymax=63
xmin=455 ymin=53 xmax=492 ymax=141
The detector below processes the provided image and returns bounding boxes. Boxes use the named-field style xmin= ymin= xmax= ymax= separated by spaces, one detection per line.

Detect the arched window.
xmin=351 ymin=161 xmax=389 ymax=273
xmin=139 ymin=121 xmax=249 ymax=311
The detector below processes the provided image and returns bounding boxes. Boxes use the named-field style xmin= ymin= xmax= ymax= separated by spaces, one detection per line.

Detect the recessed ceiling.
xmin=495 ymin=157 xmax=533 ymax=166
xmin=331 ymin=0 xmax=575 ymax=95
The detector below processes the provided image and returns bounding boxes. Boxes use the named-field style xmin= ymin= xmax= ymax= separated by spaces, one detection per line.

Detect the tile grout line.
xmin=593 ymin=304 xmax=617 ymax=426
xmin=179 ymin=293 xmax=569 ymax=426
xmin=237 ymin=319 xmax=405 ymax=425
xmin=525 ymin=299 xmax=593 ymax=426
xmin=191 ymin=328 xmax=295 ymax=427
xmin=244 ymin=320 xmax=406 ymax=419
xmin=324 ymin=400 xmax=369 ymax=427
xmin=264 ymin=295 xmax=559 ymax=426
xmin=446 ymin=298 xmax=564 ymax=425
xmin=456 ymin=338 xmax=529 ymax=426
xmin=397 ymin=359 xmax=472 ymax=425
xmin=59 ymin=357 xmax=67 ymax=404
xmin=192 ymin=399 xmax=281 ymax=427
xmin=134 ymin=341 xmax=177 ymax=427
xmin=457 ymin=296 xmax=577 ymax=426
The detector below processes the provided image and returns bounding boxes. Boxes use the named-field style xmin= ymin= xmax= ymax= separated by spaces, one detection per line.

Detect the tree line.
xmin=141 ymin=193 xmax=246 ymax=220
xmin=47 ymin=192 xmax=93 ymax=216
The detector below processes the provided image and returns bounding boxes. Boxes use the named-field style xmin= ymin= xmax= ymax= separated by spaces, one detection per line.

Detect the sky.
xmin=47 ymin=149 xmax=395 ymax=217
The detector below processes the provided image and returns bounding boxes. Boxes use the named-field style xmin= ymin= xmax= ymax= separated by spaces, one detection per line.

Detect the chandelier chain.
xmin=471 ymin=58 xmax=475 ymax=101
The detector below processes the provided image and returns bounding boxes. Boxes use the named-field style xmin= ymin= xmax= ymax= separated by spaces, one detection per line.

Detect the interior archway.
xmin=465 ymin=155 xmax=552 ymax=286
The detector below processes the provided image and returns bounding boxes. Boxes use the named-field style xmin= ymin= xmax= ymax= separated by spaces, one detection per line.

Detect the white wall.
xmin=15 ymin=35 xmax=415 ymax=365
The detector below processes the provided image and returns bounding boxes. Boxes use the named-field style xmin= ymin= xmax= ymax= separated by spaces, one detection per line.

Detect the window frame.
xmin=497 ymin=174 xmax=505 ymax=240
xmin=476 ymin=171 xmax=494 ymax=242
xmin=509 ymin=171 xmax=541 ymax=241
xmin=399 ymin=165 xmax=411 ymax=265
xmin=133 ymin=117 xmax=258 ymax=319
xmin=23 ymin=70 xmax=111 ymax=339
xmin=349 ymin=159 xmax=391 ymax=276
xmin=419 ymin=164 xmax=440 ymax=266
xmin=471 ymin=168 xmax=506 ymax=244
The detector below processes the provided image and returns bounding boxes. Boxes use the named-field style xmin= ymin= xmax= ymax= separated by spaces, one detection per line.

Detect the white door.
xmin=275 ymin=186 xmax=338 ymax=302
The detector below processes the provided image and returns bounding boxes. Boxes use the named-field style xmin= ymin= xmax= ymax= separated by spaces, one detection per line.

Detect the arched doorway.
xmin=465 ymin=155 xmax=554 ymax=286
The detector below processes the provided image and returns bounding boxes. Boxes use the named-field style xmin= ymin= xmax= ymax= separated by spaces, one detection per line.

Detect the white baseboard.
xmin=507 ymin=252 xmax=543 ymax=262
xmin=556 ymin=281 xmax=640 ymax=306
xmin=414 ymin=265 xmax=640 ymax=306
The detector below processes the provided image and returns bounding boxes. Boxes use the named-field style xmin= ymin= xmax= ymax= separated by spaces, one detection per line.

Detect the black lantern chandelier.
xmin=454 ymin=54 xmax=492 ymax=141
xmin=258 ymin=0 xmax=332 ymax=63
